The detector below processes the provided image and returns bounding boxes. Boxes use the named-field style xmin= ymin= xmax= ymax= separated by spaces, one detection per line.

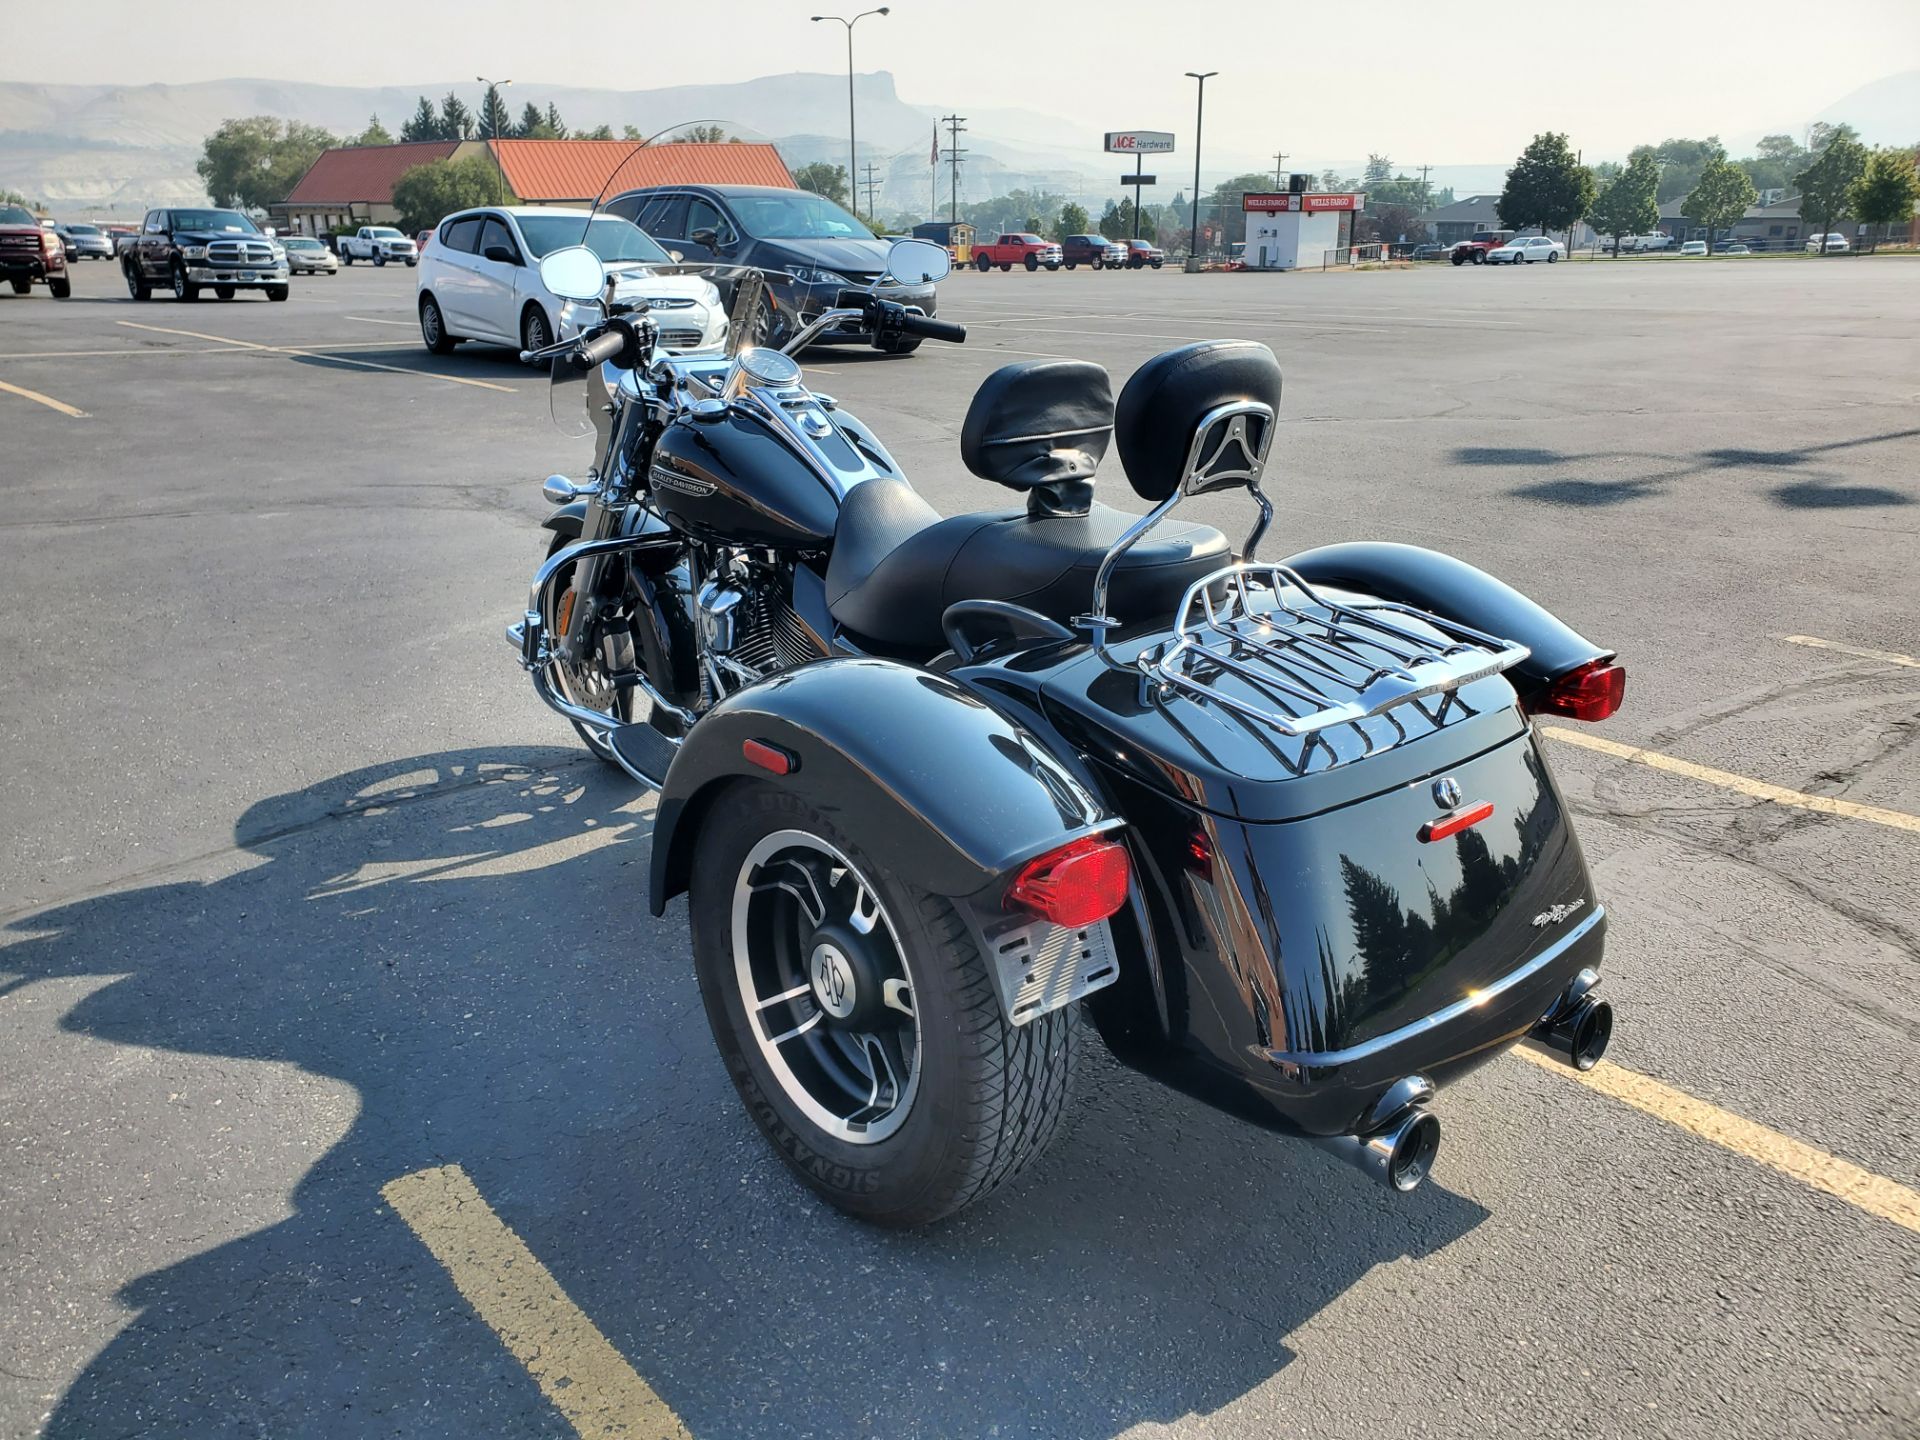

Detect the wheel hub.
xmin=810 ymin=942 xmax=857 ymax=1019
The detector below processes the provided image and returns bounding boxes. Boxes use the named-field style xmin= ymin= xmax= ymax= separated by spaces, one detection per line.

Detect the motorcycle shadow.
xmin=6 ymin=746 xmax=1486 ymax=1439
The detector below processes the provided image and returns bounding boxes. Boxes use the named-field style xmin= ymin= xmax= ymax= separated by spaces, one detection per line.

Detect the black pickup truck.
xmin=0 ymin=205 xmax=70 ymax=298
xmin=123 ymin=207 xmax=290 ymax=303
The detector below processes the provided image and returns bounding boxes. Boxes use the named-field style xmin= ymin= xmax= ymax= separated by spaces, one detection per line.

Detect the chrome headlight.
xmin=788 ymin=265 xmax=849 ymax=287
xmin=180 ymin=245 xmax=207 ymax=260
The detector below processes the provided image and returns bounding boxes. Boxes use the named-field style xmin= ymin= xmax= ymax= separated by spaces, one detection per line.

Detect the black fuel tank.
xmin=648 ymin=410 xmax=844 ymax=552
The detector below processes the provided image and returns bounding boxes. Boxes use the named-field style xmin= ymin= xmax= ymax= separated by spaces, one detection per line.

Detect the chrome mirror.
xmin=538 ymin=245 xmax=607 ymax=302
xmin=882 ymin=238 xmax=950 ymax=286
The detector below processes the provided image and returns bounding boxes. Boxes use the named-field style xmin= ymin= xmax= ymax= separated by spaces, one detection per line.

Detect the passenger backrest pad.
xmin=1115 ymin=341 xmax=1284 ymax=502
xmin=960 ymin=360 xmax=1115 ymax=501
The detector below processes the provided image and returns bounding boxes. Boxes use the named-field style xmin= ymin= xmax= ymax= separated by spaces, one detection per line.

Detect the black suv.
xmin=124 ymin=207 xmax=290 ymax=303
xmin=602 ymin=184 xmax=938 ymax=355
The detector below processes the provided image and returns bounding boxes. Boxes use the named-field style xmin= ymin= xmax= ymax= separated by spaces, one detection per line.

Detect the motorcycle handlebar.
xmin=572 ymin=327 xmax=628 ymax=370
xmin=899 ymin=312 xmax=966 ymax=344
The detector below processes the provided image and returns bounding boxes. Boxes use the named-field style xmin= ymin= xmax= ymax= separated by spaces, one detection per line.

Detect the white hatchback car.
xmin=1485 ymin=235 xmax=1565 ymax=265
xmin=416 ymin=207 xmax=727 ymax=360
xmin=1804 ymin=232 xmax=1851 ymax=253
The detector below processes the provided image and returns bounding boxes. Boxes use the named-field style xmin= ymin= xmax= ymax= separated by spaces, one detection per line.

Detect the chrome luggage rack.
xmin=1139 ymin=563 xmax=1532 ymax=739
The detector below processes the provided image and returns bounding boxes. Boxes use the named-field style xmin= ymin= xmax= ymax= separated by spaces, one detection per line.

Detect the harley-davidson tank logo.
xmin=1531 ymin=898 xmax=1586 ymax=929
xmin=650 ymin=463 xmax=716 ymax=498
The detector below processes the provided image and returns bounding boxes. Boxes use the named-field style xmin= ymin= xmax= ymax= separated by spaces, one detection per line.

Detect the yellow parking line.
xmin=383 ymin=1164 xmax=692 ymax=1440
xmin=1781 ymin=634 xmax=1920 ymax=670
xmin=1543 ymin=726 xmax=1920 ymax=835
xmin=1514 ymin=1049 xmax=1920 ymax=1234
xmin=115 ymin=319 xmax=514 ymax=393
xmin=0 ymin=378 xmax=87 ymax=418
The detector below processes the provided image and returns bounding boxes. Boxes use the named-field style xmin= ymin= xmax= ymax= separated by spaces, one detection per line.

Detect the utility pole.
xmin=860 ymin=163 xmax=881 ymax=220
xmin=1273 ymin=150 xmax=1289 ymax=187
xmin=942 ymin=114 xmax=968 ymax=224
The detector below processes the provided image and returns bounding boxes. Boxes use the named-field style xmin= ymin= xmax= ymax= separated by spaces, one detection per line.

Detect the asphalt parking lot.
xmin=2 ymin=253 xmax=1917 ymax=1440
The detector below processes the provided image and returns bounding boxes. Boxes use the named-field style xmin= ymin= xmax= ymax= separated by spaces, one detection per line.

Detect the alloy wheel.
xmin=730 ymin=831 xmax=920 ymax=1145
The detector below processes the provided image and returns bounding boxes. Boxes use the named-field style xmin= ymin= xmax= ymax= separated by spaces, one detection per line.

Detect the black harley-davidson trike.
xmin=510 ymin=236 xmax=1626 ymax=1225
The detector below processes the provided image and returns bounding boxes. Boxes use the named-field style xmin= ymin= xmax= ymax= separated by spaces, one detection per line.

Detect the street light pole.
xmin=477 ymin=76 xmax=511 ymax=206
xmin=812 ymin=9 xmax=890 ymax=218
xmin=1185 ymin=71 xmax=1216 ymax=271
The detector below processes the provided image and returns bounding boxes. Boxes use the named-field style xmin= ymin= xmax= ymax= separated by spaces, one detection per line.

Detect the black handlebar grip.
xmin=571 ymin=328 xmax=627 ymax=369
xmin=902 ymin=312 xmax=967 ymax=343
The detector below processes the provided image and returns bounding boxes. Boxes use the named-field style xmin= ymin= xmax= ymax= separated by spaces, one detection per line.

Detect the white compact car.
xmin=283 ymin=236 xmax=338 ymax=274
xmin=1804 ymin=232 xmax=1851 ymax=253
xmin=1679 ymin=240 xmax=1709 ymax=257
xmin=416 ymin=207 xmax=727 ymax=360
xmin=1485 ymin=235 xmax=1565 ymax=265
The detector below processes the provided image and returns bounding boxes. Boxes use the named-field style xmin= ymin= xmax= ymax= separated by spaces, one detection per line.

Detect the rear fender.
xmin=1281 ymin=542 xmax=1612 ymax=701
xmin=649 ymin=657 xmax=1115 ymax=917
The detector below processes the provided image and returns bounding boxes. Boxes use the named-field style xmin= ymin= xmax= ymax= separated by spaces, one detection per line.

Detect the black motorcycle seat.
xmin=825 ymin=479 xmax=1230 ymax=653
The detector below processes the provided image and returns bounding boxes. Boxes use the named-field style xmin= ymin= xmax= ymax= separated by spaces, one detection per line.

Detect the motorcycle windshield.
xmin=548 ymin=357 xmax=595 ymax=439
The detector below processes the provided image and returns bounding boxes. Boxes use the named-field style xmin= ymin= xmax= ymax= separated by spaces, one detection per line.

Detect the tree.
xmin=1 ymin=187 xmax=33 ymax=209
xmin=581 ymin=124 xmax=615 ymax=141
xmin=1683 ymin=151 xmax=1756 ymax=244
xmin=355 ymin=114 xmax=393 ymax=147
xmin=391 ymin=155 xmax=515 ymax=232
xmin=1362 ymin=154 xmax=1393 ymax=189
xmin=544 ymin=103 xmax=569 ymax=141
xmin=516 ymin=102 xmax=547 ymax=139
xmin=479 ymin=85 xmax=513 ymax=142
xmin=439 ymin=92 xmax=475 ymax=141
xmin=1848 ymin=146 xmax=1920 ymax=249
xmin=682 ymin=124 xmax=730 ymax=144
xmin=1057 ymin=201 xmax=1090 ymax=236
xmin=1587 ymin=150 xmax=1660 ymax=253
xmin=793 ymin=161 xmax=849 ymax=206
xmin=1497 ymin=132 xmax=1595 ymax=240
xmin=1795 ymin=132 xmax=1869 ymax=251
xmin=196 ymin=116 xmax=338 ymax=210
xmin=621 ymin=125 xmax=646 ymax=142
xmin=400 ymin=96 xmax=443 ymax=142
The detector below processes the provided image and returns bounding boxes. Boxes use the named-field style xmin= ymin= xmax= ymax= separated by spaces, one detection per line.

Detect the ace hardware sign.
xmin=1105 ymin=131 xmax=1176 ymax=154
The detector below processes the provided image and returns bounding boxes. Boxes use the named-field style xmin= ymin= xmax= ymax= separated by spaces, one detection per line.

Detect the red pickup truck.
xmin=1448 ymin=229 xmax=1514 ymax=266
xmin=0 ymin=204 xmax=70 ymax=298
xmin=972 ymin=233 xmax=1063 ymax=272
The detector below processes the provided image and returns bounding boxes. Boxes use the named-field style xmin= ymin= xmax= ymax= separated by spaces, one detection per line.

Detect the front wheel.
xmin=374 ymin=253 xmax=386 ymax=267
xmin=1470 ymin=251 xmax=1484 ymax=265
xmin=1024 ymin=257 xmax=1038 ymax=271
xmin=171 ymin=262 xmax=198 ymax=302
xmin=266 ymin=285 xmax=289 ymax=302
xmin=342 ymin=253 xmax=353 ymax=265
xmin=48 ymin=277 xmax=70 ymax=298
xmin=690 ymin=784 xmax=1078 ymax=1225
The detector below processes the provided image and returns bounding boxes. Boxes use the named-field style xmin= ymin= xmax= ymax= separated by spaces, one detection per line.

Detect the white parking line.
xmin=1781 ymin=634 xmax=1920 ymax=670
xmin=347 ymin=315 xmax=416 ymax=327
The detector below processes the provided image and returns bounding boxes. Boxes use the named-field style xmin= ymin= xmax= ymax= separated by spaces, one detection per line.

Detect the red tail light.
xmin=1420 ymin=800 xmax=1494 ymax=843
xmin=1007 ymin=837 xmax=1131 ymax=928
xmin=1527 ymin=660 xmax=1626 ymax=723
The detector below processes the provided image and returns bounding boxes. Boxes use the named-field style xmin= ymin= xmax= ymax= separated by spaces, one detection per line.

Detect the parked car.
xmin=417 ymin=206 xmax=727 ymax=360
xmin=1122 ymin=238 xmax=1166 ymax=269
xmin=283 ymin=236 xmax=338 ymax=274
xmin=1678 ymin=240 xmax=1709 ymax=257
xmin=973 ymin=233 xmax=1064 ymax=272
xmin=1448 ymin=229 xmax=1514 ymax=265
xmin=1486 ymin=235 xmax=1564 ymax=265
xmin=1633 ymin=233 xmax=1675 ymax=253
xmin=1722 ymin=243 xmax=1752 ymax=256
xmin=339 ymin=225 xmax=419 ymax=266
xmin=122 ymin=207 xmax=288 ymax=302
xmin=1805 ymin=233 xmax=1850 ymax=253
xmin=415 ymin=229 xmax=435 ymax=256
xmin=53 ymin=223 xmax=115 ymax=261
xmin=1059 ymin=233 xmax=1127 ymax=269
xmin=0 ymin=204 xmax=69 ymax=298
xmin=602 ymin=183 xmax=942 ymax=355
xmin=1410 ymin=243 xmax=1446 ymax=260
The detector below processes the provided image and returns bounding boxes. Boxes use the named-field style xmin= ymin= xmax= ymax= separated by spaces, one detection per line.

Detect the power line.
xmin=941 ymin=114 xmax=968 ymax=224
xmin=1273 ymin=150 xmax=1289 ymax=187
xmin=860 ymin=162 xmax=882 ymax=218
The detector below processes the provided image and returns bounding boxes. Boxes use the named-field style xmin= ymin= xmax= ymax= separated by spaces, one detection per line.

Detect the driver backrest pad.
xmin=1115 ymin=341 xmax=1284 ymax=502
xmin=960 ymin=360 xmax=1114 ymax=516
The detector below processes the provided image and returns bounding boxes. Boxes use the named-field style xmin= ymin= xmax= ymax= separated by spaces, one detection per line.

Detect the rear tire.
xmin=419 ymin=293 xmax=458 ymax=354
xmin=520 ymin=304 xmax=553 ymax=363
xmin=343 ymin=253 xmax=353 ymax=265
xmin=690 ymin=783 xmax=1079 ymax=1226
xmin=1547 ymin=250 xmax=1559 ymax=263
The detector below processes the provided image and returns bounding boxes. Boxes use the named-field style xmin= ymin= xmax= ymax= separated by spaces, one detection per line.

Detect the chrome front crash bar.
xmin=506 ymin=534 xmax=699 ymax=743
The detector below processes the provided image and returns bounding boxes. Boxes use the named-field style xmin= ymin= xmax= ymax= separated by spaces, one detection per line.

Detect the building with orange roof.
xmin=273 ymin=140 xmax=462 ymax=236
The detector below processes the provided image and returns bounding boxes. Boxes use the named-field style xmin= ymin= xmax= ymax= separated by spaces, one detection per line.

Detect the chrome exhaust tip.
xmin=1316 ymin=1076 xmax=1443 ymax=1193
xmin=1524 ymin=968 xmax=1614 ymax=1071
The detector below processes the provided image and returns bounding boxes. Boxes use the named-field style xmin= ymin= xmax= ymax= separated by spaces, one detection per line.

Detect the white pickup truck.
xmin=337 ymin=225 xmax=419 ymax=267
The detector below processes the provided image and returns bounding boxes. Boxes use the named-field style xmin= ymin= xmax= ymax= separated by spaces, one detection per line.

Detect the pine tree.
xmin=544 ymin=103 xmax=569 ymax=141
xmin=356 ymin=114 xmax=393 ymax=146
xmin=439 ymin=92 xmax=474 ymax=141
xmin=479 ymin=85 xmax=513 ymax=142
xmin=517 ymin=103 xmax=546 ymax=139
xmin=400 ymin=95 xmax=442 ymax=143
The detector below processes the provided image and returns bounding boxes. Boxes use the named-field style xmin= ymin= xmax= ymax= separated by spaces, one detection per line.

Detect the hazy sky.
xmin=7 ymin=0 xmax=1914 ymax=163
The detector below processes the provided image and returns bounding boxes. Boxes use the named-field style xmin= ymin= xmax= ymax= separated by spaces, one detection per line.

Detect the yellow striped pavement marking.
xmin=115 ymin=319 xmax=514 ymax=392
xmin=1781 ymin=634 xmax=1920 ymax=670
xmin=1515 ymin=1049 xmax=1920 ymax=1234
xmin=1542 ymin=726 xmax=1920 ymax=835
xmin=383 ymin=1164 xmax=692 ymax=1440
xmin=0 ymin=378 xmax=86 ymax=417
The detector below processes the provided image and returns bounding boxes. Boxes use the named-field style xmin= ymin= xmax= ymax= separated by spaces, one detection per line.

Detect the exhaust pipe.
xmin=1316 ymin=1075 xmax=1443 ymax=1193
xmin=1524 ymin=968 xmax=1613 ymax=1071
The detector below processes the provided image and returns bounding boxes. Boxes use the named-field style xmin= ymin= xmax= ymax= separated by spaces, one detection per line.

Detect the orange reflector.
xmin=1420 ymin=800 xmax=1494 ymax=843
xmin=742 ymin=739 xmax=795 ymax=775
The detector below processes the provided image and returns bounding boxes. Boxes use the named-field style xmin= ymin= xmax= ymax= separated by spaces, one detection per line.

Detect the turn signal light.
xmin=1007 ymin=837 xmax=1131 ymax=928
xmin=1526 ymin=660 xmax=1626 ymax=723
